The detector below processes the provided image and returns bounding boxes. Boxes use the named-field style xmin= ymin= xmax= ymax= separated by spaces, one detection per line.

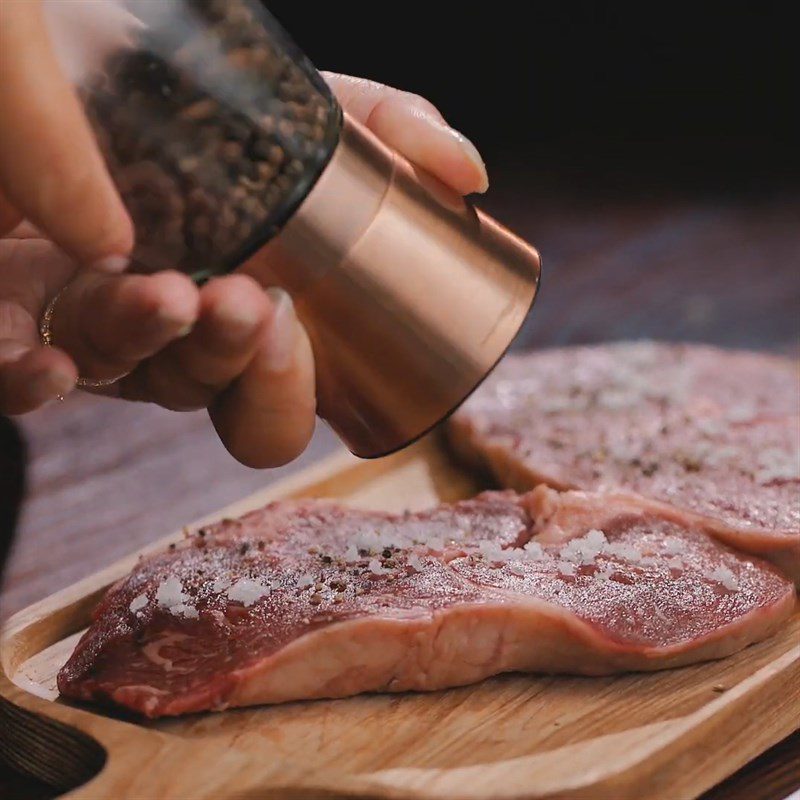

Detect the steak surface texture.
xmin=449 ymin=342 xmax=800 ymax=581
xmin=58 ymin=489 xmax=795 ymax=717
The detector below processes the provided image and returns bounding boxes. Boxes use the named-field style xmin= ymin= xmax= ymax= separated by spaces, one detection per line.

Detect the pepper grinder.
xmin=44 ymin=0 xmax=541 ymax=458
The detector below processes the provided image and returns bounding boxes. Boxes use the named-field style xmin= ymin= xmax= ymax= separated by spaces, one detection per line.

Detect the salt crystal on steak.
xmin=707 ymin=566 xmax=740 ymax=591
xmin=129 ymin=593 xmax=148 ymax=614
xmin=226 ymin=578 xmax=270 ymax=607
xmin=171 ymin=603 xmax=199 ymax=619
xmin=155 ymin=576 xmax=190 ymax=610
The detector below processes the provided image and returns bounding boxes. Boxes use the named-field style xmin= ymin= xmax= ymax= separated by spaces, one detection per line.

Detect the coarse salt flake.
xmin=523 ymin=540 xmax=546 ymax=560
xmin=753 ymin=447 xmax=800 ymax=485
xmin=129 ymin=593 xmax=148 ymax=614
xmin=344 ymin=543 xmax=360 ymax=563
xmin=368 ymin=558 xmax=387 ymax=575
xmin=171 ymin=603 xmax=199 ymax=619
xmin=155 ymin=576 xmax=191 ymax=609
xmin=585 ymin=529 xmax=608 ymax=548
xmin=707 ymin=565 xmax=739 ymax=591
xmin=154 ymin=576 xmax=198 ymax=619
xmin=605 ymin=542 xmax=642 ymax=562
xmin=663 ymin=538 xmax=686 ymax=556
xmin=407 ymin=553 xmax=424 ymax=573
xmin=559 ymin=529 xmax=607 ymax=565
xmin=226 ymin=577 xmax=270 ymax=606
xmin=477 ymin=540 xmax=507 ymax=562
xmin=354 ymin=530 xmax=381 ymax=554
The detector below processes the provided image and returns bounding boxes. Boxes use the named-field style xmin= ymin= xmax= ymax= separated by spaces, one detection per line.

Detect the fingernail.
xmin=52 ymin=371 xmax=75 ymax=397
xmin=154 ymin=307 xmax=194 ymax=335
xmin=448 ymin=128 xmax=489 ymax=193
xmin=31 ymin=370 xmax=74 ymax=403
xmin=265 ymin=287 xmax=297 ymax=372
xmin=90 ymin=255 xmax=129 ymax=273
xmin=215 ymin=294 xmax=262 ymax=341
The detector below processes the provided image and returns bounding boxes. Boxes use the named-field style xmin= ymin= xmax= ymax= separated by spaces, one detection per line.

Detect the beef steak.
xmin=449 ymin=342 xmax=800 ymax=581
xmin=58 ymin=488 xmax=794 ymax=717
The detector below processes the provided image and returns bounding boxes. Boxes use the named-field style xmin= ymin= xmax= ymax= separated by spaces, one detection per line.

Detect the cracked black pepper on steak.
xmin=82 ymin=0 xmax=340 ymax=281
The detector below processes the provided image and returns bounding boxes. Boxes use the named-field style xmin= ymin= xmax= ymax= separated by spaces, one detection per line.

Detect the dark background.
xmin=271 ymin=1 xmax=797 ymax=197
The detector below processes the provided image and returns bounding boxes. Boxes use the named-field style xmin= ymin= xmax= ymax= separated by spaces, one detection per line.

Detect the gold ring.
xmin=39 ymin=287 xmax=124 ymax=390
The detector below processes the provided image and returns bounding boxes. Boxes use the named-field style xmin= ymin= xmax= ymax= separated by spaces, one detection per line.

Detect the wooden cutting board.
xmin=1 ymin=434 xmax=798 ymax=800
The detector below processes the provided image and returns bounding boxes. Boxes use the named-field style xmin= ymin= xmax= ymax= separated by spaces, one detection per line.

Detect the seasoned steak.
xmin=449 ymin=342 xmax=800 ymax=581
xmin=58 ymin=489 xmax=794 ymax=717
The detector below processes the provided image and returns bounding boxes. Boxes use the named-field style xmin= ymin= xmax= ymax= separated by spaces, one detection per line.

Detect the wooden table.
xmin=1 ymin=191 xmax=798 ymax=798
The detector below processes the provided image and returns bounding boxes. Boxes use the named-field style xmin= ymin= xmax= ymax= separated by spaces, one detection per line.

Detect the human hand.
xmin=0 ymin=67 xmax=488 ymax=467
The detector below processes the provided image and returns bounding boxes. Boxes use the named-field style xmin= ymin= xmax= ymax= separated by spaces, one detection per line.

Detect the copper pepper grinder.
xmin=44 ymin=0 xmax=541 ymax=458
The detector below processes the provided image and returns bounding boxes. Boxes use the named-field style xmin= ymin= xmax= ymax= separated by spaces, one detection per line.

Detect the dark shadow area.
xmin=0 ymin=417 xmax=25 ymax=596
xmin=269 ymin=2 xmax=797 ymax=198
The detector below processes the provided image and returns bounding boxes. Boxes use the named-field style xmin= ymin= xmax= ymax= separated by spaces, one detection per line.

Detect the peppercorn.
xmin=82 ymin=0 xmax=337 ymax=278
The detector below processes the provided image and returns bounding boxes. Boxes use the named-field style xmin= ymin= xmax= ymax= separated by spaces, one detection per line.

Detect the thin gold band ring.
xmin=39 ymin=287 xmax=124 ymax=390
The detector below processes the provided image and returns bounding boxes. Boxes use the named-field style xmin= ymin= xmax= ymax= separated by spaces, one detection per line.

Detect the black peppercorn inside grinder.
xmin=44 ymin=0 xmax=541 ymax=458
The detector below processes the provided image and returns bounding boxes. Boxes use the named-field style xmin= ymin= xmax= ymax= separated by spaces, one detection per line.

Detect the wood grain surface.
xmin=2 ymin=439 xmax=799 ymax=800
xmin=1 ymin=194 xmax=798 ymax=798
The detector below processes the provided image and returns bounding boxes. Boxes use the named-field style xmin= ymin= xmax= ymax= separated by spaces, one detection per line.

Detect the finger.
xmin=210 ymin=289 xmax=316 ymax=468
xmin=0 ymin=2 xmax=133 ymax=267
xmin=50 ymin=271 xmax=200 ymax=382
xmin=323 ymin=72 xmax=489 ymax=195
xmin=323 ymin=73 xmax=447 ymax=124
xmin=0 ymin=341 xmax=77 ymax=415
xmin=116 ymin=274 xmax=271 ymax=411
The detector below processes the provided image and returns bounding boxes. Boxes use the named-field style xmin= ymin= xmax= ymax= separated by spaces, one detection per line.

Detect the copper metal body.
xmin=239 ymin=114 xmax=541 ymax=458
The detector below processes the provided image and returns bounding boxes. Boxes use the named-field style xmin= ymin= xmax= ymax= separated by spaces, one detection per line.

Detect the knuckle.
xmin=401 ymin=90 xmax=440 ymax=116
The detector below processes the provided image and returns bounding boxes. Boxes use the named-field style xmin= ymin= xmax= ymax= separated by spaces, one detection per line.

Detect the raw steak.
xmin=449 ymin=342 xmax=800 ymax=581
xmin=57 ymin=489 xmax=794 ymax=717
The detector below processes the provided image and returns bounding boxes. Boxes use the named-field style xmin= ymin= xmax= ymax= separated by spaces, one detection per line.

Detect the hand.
xmin=0 ymin=68 xmax=488 ymax=467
